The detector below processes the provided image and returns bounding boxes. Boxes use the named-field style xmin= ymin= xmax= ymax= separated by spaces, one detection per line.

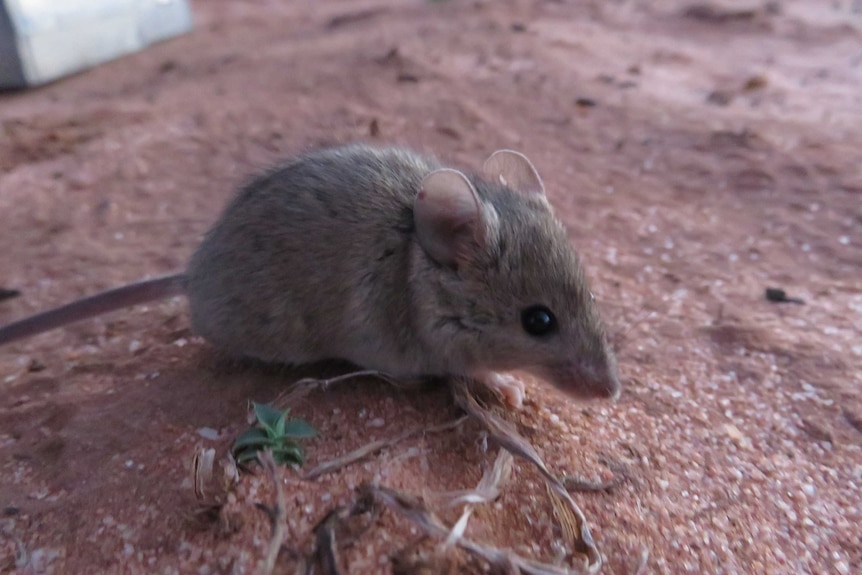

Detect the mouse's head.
xmin=413 ymin=150 xmax=620 ymax=400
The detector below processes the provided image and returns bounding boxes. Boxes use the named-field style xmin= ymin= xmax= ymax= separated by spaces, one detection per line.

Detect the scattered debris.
xmin=765 ymin=287 xmax=805 ymax=305
xmin=436 ymin=125 xmax=461 ymax=140
xmin=0 ymin=288 xmax=20 ymax=302
xmin=560 ymin=472 xmax=621 ymax=494
xmin=575 ymin=97 xmax=598 ymax=108
xmin=709 ymin=128 xmax=763 ymax=150
xmin=27 ymin=359 xmax=46 ymax=372
xmin=798 ymin=418 xmax=833 ymax=444
xmin=374 ymin=47 xmax=401 ymax=66
xmin=397 ymin=72 xmax=420 ymax=83
xmin=681 ymin=4 xmax=758 ymax=23
xmin=182 ymin=503 xmax=225 ymax=532
xmin=706 ymin=90 xmax=733 ymax=106
xmin=158 ymin=60 xmax=178 ymax=74
xmin=327 ymin=8 xmax=386 ymax=29
xmin=743 ymin=75 xmax=768 ymax=91
xmin=842 ymin=409 xmax=862 ymax=435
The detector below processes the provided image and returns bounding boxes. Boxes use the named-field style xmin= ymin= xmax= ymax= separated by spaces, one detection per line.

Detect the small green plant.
xmin=232 ymin=402 xmax=317 ymax=467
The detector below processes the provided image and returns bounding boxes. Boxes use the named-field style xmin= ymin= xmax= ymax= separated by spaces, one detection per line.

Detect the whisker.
xmin=609 ymin=310 xmax=656 ymax=353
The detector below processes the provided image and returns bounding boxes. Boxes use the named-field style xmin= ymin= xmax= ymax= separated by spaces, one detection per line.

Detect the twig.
xmin=258 ymin=451 xmax=288 ymax=575
xmin=632 ymin=546 xmax=650 ymax=575
xmin=309 ymin=492 xmax=379 ymax=574
xmin=274 ymin=370 xmax=394 ymax=407
xmin=442 ymin=449 xmax=512 ymax=551
xmin=368 ymin=484 xmax=594 ymax=575
xmin=314 ymin=507 xmax=348 ymax=575
xmin=303 ymin=416 xmax=468 ymax=480
xmin=450 ymin=377 xmax=602 ymax=572
xmin=427 ymin=449 xmax=513 ymax=508
xmin=560 ymin=474 xmax=621 ymax=493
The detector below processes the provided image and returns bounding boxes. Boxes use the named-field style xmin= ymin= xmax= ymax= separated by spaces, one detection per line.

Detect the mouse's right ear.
xmin=414 ymin=169 xmax=484 ymax=267
xmin=483 ymin=150 xmax=545 ymax=197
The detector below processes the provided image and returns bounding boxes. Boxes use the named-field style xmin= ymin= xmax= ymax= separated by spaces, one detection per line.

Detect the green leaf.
xmin=281 ymin=419 xmax=317 ymax=439
xmin=272 ymin=444 xmax=305 ymax=465
xmin=274 ymin=411 xmax=287 ymax=437
xmin=235 ymin=449 xmax=261 ymax=465
xmin=253 ymin=402 xmax=286 ymax=432
xmin=232 ymin=428 xmax=272 ymax=452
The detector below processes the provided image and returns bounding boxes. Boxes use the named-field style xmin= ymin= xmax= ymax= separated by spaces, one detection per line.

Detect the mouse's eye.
xmin=521 ymin=305 xmax=557 ymax=337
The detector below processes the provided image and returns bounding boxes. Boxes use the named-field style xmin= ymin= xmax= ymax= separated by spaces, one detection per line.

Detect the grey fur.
xmin=186 ymin=144 xmax=618 ymax=398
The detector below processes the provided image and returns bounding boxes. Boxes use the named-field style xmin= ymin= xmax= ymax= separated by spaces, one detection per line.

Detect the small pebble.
xmin=197 ymin=427 xmax=220 ymax=440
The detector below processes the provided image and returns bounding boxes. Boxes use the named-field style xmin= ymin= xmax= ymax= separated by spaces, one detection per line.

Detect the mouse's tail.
xmin=0 ymin=273 xmax=187 ymax=347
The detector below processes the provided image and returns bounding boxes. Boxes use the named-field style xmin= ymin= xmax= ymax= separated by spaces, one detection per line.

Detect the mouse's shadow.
xmin=0 ymin=343 xmax=469 ymax=519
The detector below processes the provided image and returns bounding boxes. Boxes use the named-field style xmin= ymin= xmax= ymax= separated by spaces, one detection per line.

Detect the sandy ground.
xmin=1 ymin=0 xmax=861 ymax=573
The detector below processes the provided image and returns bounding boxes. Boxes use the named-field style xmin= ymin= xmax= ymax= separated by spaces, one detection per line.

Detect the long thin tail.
xmin=0 ymin=273 xmax=187 ymax=346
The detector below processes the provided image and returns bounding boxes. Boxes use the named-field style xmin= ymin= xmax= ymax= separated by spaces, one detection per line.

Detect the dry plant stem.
xmin=274 ymin=370 xmax=399 ymax=408
xmin=367 ymin=484 xmax=594 ymax=575
xmin=258 ymin=451 xmax=288 ymax=575
xmin=192 ymin=446 xmax=216 ymax=499
xmin=632 ymin=546 xmax=650 ymax=575
xmin=313 ymin=507 xmax=348 ymax=575
xmin=450 ymin=377 xmax=602 ymax=573
xmin=303 ymin=416 xmax=468 ymax=480
xmin=308 ymin=493 xmax=379 ymax=574
xmin=443 ymin=450 xmax=513 ymax=549
xmin=428 ymin=449 xmax=514 ymax=508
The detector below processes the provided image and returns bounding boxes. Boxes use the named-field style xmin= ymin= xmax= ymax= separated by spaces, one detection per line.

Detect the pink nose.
xmin=557 ymin=362 xmax=621 ymax=401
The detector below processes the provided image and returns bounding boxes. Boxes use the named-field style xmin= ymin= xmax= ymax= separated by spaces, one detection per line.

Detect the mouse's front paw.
xmin=483 ymin=372 xmax=527 ymax=409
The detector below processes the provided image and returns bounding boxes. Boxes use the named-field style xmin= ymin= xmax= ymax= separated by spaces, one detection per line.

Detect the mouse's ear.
xmin=414 ymin=169 xmax=484 ymax=267
xmin=483 ymin=150 xmax=545 ymax=197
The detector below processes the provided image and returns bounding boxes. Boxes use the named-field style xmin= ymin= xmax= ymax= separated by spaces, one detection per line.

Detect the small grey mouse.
xmin=0 ymin=144 xmax=620 ymax=403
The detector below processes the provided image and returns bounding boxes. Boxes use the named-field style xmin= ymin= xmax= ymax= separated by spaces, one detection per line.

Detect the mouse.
xmin=0 ymin=144 xmax=620 ymax=406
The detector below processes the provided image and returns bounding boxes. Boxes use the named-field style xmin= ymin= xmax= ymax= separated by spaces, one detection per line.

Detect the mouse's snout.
xmin=547 ymin=357 xmax=621 ymax=401
xmin=592 ymin=367 xmax=622 ymax=401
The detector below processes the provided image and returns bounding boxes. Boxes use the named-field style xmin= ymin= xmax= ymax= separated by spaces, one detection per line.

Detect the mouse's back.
xmin=184 ymin=144 xmax=441 ymax=368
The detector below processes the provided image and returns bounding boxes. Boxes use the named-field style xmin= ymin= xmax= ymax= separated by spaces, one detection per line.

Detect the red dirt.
xmin=1 ymin=0 xmax=860 ymax=573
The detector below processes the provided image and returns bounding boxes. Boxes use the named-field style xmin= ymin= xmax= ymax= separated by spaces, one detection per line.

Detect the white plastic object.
xmin=0 ymin=0 xmax=193 ymax=89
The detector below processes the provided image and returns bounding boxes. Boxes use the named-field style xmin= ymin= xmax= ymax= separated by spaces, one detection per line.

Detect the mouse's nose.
xmin=602 ymin=371 xmax=622 ymax=401
xmin=587 ymin=367 xmax=621 ymax=400
xmin=559 ymin=358 xmax=621 ymax=401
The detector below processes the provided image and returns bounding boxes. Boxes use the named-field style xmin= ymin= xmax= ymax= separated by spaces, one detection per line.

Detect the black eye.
xmin=521 ymin=305 xmax=557 ymax=336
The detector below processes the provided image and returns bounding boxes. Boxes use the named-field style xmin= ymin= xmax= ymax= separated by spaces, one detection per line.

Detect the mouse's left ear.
xmin=414 ymin=168 xmax=486 ymax=267
xmin=483 ymin=150 xmax=545 ymax=197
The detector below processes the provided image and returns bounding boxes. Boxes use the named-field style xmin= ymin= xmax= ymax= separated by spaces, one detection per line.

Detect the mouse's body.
xmin=0 ymin=144 xmax=620 ymax=401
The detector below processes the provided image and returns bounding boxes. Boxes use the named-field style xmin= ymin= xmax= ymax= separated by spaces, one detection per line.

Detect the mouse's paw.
xmin=483 ymin=372 xmax=526 ymax=409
